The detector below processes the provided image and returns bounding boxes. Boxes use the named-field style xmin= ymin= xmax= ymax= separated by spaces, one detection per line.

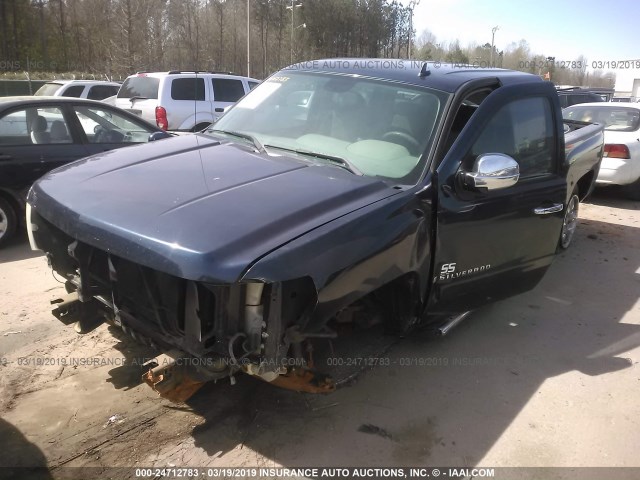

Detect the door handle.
xmin=0 ymin=154 xmax=12 ymax=161
xmin=214 ymin=107 xmax=224 ymax=112
xmin=534 ymin=203 xmax=563 ymax=215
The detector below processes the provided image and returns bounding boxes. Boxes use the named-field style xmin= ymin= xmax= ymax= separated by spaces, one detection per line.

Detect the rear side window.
xmin=171 ymin=78 xmax=205 ymax=101
xmin=469 ymin=97 xmax=554 ymax=178
xmin=0 ymin=107 xmax=71 ymax=145
xmin=87 ymin=85 xmax=119 ymax=100
xmin=117 ymin=77 xmax=160 ymax=99
xmin=248 ymin=81 xmax=260 ymax=90
xmin=212 ymin=79 xmax=245 ymax=102
xmin=61 ymin=85 xmax=85 ymax=97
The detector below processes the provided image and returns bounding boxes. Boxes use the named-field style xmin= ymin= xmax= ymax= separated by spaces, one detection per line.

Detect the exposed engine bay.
xmin=31 ymin=208 xmax=416 ymax=402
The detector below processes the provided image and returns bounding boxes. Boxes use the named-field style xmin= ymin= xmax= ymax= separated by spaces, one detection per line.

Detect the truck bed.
xmin=563 ymin=120 xmax=604 ymax=200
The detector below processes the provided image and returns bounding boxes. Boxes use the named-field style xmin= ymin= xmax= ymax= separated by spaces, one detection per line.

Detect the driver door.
xmin=428 ymin=82 xmax=566 ymax=314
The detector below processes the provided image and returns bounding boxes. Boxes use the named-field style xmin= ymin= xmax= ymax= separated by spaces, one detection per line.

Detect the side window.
xmin=0 ymin=107 xmax=71 ymax=145
xmin=212 ymin=79 xmax=246 ymax=102
xmin=171 ymin=78 xmax=205 ymax=101
xmin=61 ymin=85 xmax=85 ymax=97
xmin=469 ymin=97 xmax=554 ymax=178
xmin=87 ymin=85 xmax=119 ymax=100
xmin=248 ymin=81 xmax=260 ymax=90
xmin=72 ymin=106 xmax=152 ymax=144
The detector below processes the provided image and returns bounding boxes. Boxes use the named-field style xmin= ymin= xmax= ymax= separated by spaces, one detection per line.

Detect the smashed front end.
xmin=27 ymin=205 xmax=334 ymax=402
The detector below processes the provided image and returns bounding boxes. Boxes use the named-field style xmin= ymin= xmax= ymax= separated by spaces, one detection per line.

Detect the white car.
xmin=563 ymin=102 xmax=640 ymax=199
xmin=34 ymin=80 xmax=121 ymax=101
xmin=115 ymin=71 xmax=260 ymax=132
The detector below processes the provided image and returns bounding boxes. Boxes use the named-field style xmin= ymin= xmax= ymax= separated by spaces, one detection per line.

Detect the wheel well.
xmin=0 ymin=190 xmax=22 ymax=226
xmin=576 ymin=170 xmax=595 ymax=200
xmin=370 ymin=272 xmax=422 ymax=333
xmin=327 ymin=272 xmax=422 ymax=335
xmin=191 ymin=122 xmax=211 ymax=132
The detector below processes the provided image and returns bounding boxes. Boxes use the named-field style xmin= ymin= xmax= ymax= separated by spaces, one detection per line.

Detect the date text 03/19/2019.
xmin=133 ymin=467 xmax=497 ymax=478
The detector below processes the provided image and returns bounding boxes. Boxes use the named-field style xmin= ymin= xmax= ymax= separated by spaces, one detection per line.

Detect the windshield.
xmin=208 ymin=71 xmax=447 ymax=184
xmin=34 ymin=83 xmax=63 ymax=96
xmin=563 ymin=105 xmax=640 ymax=132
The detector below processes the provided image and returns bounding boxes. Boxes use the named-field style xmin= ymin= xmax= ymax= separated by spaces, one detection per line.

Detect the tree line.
xmin=0 ymin=0 xmax=414 ymax=80
xmin=415 ymin=32 xmax=615 ymax=88
xmin=0 ymin=0 xmax=615 ymax=88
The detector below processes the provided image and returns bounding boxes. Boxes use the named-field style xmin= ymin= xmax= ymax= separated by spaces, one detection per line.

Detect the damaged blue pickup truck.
xmin=26 ymin=60 xmax=603 ymax=401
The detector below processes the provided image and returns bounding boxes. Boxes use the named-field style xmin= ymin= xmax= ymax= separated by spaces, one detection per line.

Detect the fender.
xmin=175 ymin=112 xmax=216 ymax=131
xmin=241 ymin=183 xmax=435 ymax=333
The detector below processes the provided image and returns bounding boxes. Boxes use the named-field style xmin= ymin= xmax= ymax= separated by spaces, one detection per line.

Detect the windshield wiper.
xmin=264 ymin=145 xmax=362 ymax=175
xmin=209 ymin=129 xmax=266 ymax=154
xmin=129 ymin=96 xmax=149 ymax=104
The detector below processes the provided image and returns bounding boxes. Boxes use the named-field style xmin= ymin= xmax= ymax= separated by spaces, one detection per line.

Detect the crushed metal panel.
xmin=142 ymin=351 xmax=205 ymax=403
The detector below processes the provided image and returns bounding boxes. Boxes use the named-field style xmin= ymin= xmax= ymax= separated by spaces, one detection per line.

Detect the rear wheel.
xmin=0 ymin=197 xmax=17 ymax=248
xmin=559 ymin=192 xmax=579 ymax=250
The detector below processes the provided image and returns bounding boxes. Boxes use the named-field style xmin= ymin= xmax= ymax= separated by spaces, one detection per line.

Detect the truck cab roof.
xmin=284 ymin=59 xmax=542 ymax=92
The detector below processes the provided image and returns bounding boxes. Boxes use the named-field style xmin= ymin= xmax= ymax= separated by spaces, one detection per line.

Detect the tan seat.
xmin=30 ymin=116 xmax=51 ymax=144
xmin=50 ymin=120 xmax=70 ymax=143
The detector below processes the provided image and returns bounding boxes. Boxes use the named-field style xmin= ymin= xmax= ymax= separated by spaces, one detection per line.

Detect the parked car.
xmin=563 ymin=102 xmax=640 ymax=199
xmin=114 ymin=71 xmax=260 ymax=132
xmin=27 ymin=60 xmax=603 ymax=401
xmin=34 ymin=80 xmax=121 ymax=101
xmin=0 ymin=96 xmax=170 ymax=246
xmin=556 ymin=88 xmax=605 ymax=109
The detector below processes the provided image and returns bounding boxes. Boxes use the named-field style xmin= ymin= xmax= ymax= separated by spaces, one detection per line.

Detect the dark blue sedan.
xmin=0 ymin=96 xmax=168 ymax=246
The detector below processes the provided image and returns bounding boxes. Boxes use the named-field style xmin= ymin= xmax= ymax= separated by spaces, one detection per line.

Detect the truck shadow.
xmin=181 ymin=215 xmax=640 ymax=467
xmin=0 ymin=232 xmax=43 ymax=264
xmin=586 ymin=187 xmax=640 ymax=209
xmin=105 ymin=326 xmax=161 ymax=391
xmin=0 ymin=418 xmax=53 ymax=480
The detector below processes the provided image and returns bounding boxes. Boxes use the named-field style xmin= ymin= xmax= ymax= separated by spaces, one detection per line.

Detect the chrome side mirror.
xmin=462 ymin=153 xmax=520 ymax=191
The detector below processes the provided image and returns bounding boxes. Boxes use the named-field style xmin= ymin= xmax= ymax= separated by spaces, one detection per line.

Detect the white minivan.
xmin=115 ymin=71 xmax=260 ymax=132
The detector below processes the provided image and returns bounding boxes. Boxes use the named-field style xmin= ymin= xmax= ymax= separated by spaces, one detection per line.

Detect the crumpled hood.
xmin=29 ymin=134 xmax=396 ymax=282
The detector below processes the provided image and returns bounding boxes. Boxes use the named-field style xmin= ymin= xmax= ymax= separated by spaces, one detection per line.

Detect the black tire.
xmin=559 ymin=190 xmax=579 ymax=250
xmin=0 ymin=196 xmax=17 ymax=248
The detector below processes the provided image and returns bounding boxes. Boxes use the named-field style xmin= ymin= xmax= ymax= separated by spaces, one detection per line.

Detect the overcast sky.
xmin=401 ymin=0 xmax=639 ymax=91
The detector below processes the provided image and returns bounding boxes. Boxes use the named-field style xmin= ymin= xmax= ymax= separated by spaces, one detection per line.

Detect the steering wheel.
xmin=94 ymin=127 xmax=124 ymax=143
xmin=93 ymin=125 xmax=107 ymax=143
xmin=381 ymin=130 xmax=421 ymax=155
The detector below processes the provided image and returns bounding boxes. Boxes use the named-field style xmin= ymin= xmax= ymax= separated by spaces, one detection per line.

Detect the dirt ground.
xmin=0 ymin=189 xmax=639 ymax=480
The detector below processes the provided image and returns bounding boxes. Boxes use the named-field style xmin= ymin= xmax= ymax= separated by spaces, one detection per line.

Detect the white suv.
xmin=115 ymin=71 xmax=260 ymax=131
xmin=34 ymin=80 xmax=121 ymax=100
